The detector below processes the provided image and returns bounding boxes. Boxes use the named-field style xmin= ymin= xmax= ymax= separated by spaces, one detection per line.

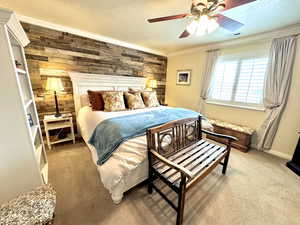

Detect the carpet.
xmin=47 ymin=141 xmax=300 ymax=225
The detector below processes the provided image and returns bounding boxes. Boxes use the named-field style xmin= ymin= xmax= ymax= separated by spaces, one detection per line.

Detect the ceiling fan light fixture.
xmin=186 ymin=15 xmax=219 ymax=36
xmin=186 ymin=19 xmax=199 ymax=34
xmin=206 ymin=17 xmax=219 ymax=33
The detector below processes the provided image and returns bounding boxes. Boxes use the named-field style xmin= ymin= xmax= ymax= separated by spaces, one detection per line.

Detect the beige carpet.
xmin=48 ymin=141 xmax=300 ymax=225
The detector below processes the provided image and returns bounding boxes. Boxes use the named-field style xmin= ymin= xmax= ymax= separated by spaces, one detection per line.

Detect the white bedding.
xmin=77 ymin=106 xmax=213 ymax=203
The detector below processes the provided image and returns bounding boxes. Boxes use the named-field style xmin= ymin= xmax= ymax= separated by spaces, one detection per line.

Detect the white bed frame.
xmin=69 ymin=72 xmax=147 ymax=133
xmin=69 ymin=72 xmax=148 ymax=203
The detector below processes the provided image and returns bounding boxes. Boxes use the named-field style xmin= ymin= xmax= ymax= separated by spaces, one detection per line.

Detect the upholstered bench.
xmin=207 ymin=118 xmax=255 ymax=152
xmin=0 ymin=184 xmax=56 ymax=225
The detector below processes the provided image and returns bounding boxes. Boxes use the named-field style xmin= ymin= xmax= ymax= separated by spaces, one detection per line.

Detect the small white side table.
xmin=43 ymin=114 xmax=75 ymax=150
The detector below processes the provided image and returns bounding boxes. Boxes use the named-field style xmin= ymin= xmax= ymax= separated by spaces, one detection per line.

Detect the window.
xmin=208 ymin=56 xmax=269 ymax=108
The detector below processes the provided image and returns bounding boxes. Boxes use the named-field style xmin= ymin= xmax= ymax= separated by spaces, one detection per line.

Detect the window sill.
xmin=206 ymin=101 xmax=266 ymax=112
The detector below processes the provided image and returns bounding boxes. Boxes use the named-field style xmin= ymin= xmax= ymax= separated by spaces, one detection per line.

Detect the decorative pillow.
xmin=102 ymin=91 xmax=126 ymax=111
xmin=128 ymin=88 xmax=141 ymax=94
xmin=142 ymin=91 xmax=160 ymax=107
xmin=124 ymin=92 xmax=145 ymax=109
xmin=87 ymin=90 xmax=105 ymax=111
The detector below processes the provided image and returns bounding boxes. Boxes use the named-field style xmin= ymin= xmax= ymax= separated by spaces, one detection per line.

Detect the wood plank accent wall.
xmin=21 ymin=22 xmax=167 ymax=131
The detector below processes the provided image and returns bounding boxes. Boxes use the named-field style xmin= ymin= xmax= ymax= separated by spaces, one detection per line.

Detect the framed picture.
xmin=176 ymin=70 xmax=191 ymax=85
xmin=27 ymin=113 xmax=34 ymax=127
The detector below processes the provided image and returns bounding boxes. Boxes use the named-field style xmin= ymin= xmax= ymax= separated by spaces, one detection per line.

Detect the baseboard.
xmin=268 ymin=150 xmax=292 ymax=160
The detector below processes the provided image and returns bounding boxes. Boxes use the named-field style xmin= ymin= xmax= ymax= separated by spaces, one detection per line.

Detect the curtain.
xmin=256 ymin=35 xmax=297 ymax=151
xmin=199 ymin=49 xmax=220 ymax=112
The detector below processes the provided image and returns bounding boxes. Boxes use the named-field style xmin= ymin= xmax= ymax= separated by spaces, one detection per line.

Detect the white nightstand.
xmin=43 ymin=114 xmax=75 ymax=150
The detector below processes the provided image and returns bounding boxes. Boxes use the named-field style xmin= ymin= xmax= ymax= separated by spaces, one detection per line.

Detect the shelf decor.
xmin=27 ymin=113 xmax=34 ymax=127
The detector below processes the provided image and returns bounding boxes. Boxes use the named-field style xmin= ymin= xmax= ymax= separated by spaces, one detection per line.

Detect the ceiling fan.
xmin=147 ymin=0 xmax=257 ymax=38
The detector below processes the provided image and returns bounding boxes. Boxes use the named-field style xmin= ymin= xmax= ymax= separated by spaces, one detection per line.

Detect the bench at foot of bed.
xmin=146 ymin=116 xmax=237 ymax=225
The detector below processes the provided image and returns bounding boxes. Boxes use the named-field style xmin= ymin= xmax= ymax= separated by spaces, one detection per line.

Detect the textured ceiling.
xmin=1 ymin=0 xmax=300 ymax=54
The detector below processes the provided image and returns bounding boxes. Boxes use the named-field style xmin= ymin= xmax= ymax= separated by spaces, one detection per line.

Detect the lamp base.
xmin=55 ymin=112 xmax=62 ymax=118
xmin=54 ymin=91 xmax=61 ymax=117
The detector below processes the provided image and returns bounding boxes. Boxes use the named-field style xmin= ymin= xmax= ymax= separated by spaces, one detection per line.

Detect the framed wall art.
xmin=176 ymin=70 xmax=191 ymax=85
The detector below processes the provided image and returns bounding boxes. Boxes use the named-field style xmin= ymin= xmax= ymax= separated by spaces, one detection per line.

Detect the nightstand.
xmin=43 ymin=114 xmax=75 ymax=150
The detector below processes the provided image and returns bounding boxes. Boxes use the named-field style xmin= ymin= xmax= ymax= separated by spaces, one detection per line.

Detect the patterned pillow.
xmin=87 ymin=90 xmax=105 ymax=111
xmin=142 ymin=91 xmax=160 ymax=107
xmin=124 ymin=92 xmax=145 ymax=109
xmin=128 ymin=88 xmax=140 ymax=93
xmin=102 ymin=92 xmax=126 ymax=111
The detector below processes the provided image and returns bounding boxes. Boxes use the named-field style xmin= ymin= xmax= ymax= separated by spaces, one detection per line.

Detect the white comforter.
xmin=77 ymin=106 xmax=213 ymax=198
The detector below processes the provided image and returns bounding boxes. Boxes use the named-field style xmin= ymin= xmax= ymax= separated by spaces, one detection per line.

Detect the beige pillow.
xmin=125 ymin=92 xmax=145 ymax=109
xmin=142 ymin=91 xmax=160 ymax=107
xmin=102 ymin=91 xmax=126 ymax=111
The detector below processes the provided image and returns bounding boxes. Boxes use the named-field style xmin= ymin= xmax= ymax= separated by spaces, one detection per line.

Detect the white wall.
xmin=166 ymin=39 xmax=300 ymax=159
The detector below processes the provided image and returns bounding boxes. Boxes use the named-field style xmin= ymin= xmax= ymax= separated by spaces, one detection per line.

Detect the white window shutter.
xmin=208 ymin=55 xmax=269 ymax=107
xmin=210 ymin=60 xmax=238 ymax=101
xmin=235 ymin=58 xmax=269 ymax=104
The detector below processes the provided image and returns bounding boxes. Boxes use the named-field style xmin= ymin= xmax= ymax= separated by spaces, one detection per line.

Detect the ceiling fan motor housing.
xmin=191 ymin=0 xmax=226 ymax=18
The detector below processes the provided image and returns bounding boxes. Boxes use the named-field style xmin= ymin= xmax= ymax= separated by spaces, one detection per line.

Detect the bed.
xmin=70 ymin=72 xmax=213 ymax=204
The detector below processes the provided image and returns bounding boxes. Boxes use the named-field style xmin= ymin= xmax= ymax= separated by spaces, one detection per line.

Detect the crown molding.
xmin=16 ymin=14 xmax=167 ymax=57
xmin=168 ymin=23 xmax=300 ymax=57
xmin=0 ymin=7 xmax=13 ymax=24
xmin=0 ymin=8 xmax=29 ymax=46
xmin=7 ymin=13 xmax=30 ymax=47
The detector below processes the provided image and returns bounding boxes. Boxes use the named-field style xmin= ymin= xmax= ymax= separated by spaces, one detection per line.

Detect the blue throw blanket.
xmin=89 ymin=108 xmax=201 ymax=165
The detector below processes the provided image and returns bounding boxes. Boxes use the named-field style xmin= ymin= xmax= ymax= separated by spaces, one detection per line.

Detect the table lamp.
xmin=148 ymin=79 xmax=157 ymax=91
xmin=45 ymin=77 xmax=64 ymax=117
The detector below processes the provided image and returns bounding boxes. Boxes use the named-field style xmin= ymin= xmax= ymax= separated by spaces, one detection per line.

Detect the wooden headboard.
xmin=69 ymin=72 xmax=147 ymax=117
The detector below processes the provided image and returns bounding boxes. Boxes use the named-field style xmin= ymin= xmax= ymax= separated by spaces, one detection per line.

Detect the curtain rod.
xmin=205 ymin=33 xmax=300 ymax=52
xmin=206 ymin=49 xmax=220 ymax=52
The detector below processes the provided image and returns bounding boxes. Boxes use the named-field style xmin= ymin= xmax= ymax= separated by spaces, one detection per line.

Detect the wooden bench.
xmin=207 ymin=119 xmax=254 ymax=152
xmin=146 ymin=116 xmax=237 ymax=225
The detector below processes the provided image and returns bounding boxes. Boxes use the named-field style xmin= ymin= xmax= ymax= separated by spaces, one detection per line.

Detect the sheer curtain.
xmin=256 ymin=35 xmax=297 ymax=151
xmin=199 ymin=49 xmax=220 ymax=112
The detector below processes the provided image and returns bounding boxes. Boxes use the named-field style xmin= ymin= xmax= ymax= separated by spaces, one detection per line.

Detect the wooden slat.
xmin=151 ymin=150 xmax=193 ymax=179
xmin=154 ymin=139 xmax=206 ymax=169
xmin=186 ymin=152 xmax=228 ymax=190
xmin=190 ymin=149 xmax=226 ymax=174
xmin=148 ymin=117 xmax=199 ymax=134
xmin=162 ymin=143 xmax=217 ymax=179
xmin=173 ymin=149 xmax=227 ymax=187
xmin=187 ymin=146 xmax=226 ymax=172
xmin=174 ymin=143 xmax=215 ymax=165
xmin=155 ymin=141 xmax=211 ymax=175
xmin=168 ymin=145 xmax=223 ymax=183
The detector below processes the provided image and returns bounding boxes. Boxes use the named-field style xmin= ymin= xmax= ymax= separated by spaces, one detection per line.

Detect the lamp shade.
xmin=45 ymin=77 xmax=64 ymax=92
xmin=149 ymin=79 xmax=157 ymax=89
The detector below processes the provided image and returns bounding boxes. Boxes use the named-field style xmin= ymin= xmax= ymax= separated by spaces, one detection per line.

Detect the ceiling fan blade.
xmin=147 ymin=14 xmax=188 ymax=23
xmin=224 ymin=0 xmax=257 ymax=11
xmin=216 ymin=14 xmax=244 ymax=32
xmin=179 ymin=30 xmax=190 ymax=39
